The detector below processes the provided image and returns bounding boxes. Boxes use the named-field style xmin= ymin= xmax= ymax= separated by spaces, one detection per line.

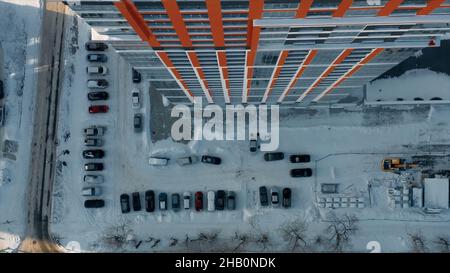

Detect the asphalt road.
xmin=19 ymin=1 xmax=66 ymax=253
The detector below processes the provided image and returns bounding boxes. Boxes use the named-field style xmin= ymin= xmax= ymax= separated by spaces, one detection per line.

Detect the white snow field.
xmin=48 ymin=14 xmax=450 ymax=253
xmin=0 ymin=0 xmax=42 ymax=252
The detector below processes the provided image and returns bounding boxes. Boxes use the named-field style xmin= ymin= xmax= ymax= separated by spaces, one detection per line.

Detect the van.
xmin=148 ymin=157 xmax=169 ymax=166
xmin=176 ymin=156 xmax=198 ymax=166
xmin=83 ymin=174 xmax=104 ymax=184
xmin=82 ymin=186 xmax=102 ymax=196
xmin=207 ymin=191 xmax=215 ymax=211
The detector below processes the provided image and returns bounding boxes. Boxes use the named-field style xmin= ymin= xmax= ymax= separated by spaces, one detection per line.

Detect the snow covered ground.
xmin=0 ymin=0 xmax=42 ymax=252
xmin=46 ymin=12 xmax=450 ymax=253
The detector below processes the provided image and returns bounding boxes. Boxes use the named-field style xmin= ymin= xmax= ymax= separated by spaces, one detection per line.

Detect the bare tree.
xmin=434 ymin=236 xmax=450 ymax=253
xmin=325 ymin=214 xmax=358 ymax=252
xmin=254 ymin=232 xmax=270 ymax=251
xmin=185 ymin=231 xmax=220 ymax=252
xmin=232 ymin=232 xmax=250 ymax=252
xmin=279 ymin=219 xmax=309 ymax=252
xmin=408 ymin=232 xmax=427 ymax=253
xmin=169 ymin=237 xmax=178 ymax=247
xmin=102 ymin=224 xmax=134 ymax=249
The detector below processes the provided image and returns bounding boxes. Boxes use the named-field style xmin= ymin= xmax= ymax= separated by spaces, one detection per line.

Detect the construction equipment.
xmin=381 ymin=158 xmax=419 ymax=173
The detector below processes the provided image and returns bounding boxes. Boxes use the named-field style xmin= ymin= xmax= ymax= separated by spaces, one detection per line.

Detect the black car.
xmin=0 ymin=80 xmax=4 ymax=100
xmin=132 ymin=192 xmax=141 ymax=211
xmin=145 ymin=190 xmax=155 ymax=212
xmin=259 ymin=186 xmax=269 ymax=206
xmin=132 ymin=68 xmax=141 ymax=83
xmin=87 ymin=54 xmax=107 ymax=62
xmin=290 ymin=154 xmax=310 ymax=163
xmin=201 ymin=155 xmax=221 ymax=165
xmin=134 ymin=113 xmax=143 ymax=132
xmin=84 ymin=199 xmax=105 ymax=208
xmin=216 ymin=190 xmax=226 ymax=210
xmin=264 ymin=152 xmax=284 ymax=161
xmin=88 ymin=91 xmax=109 ymax=101
xmin=290 ymin=168 xmax=313 ymax=177
xmin=84 ymin=163 xmax=103 ymax=171
xmin=85 ymin=42 xmax=108 ymax=51
xmin=172 ymin=193 xmax=180 ymax=211
xmin=120 ymin=194 xmax=130 ymax=213
xmin=282 ymin=188 xmax=291 ymax=208
xmin=82 ymin=149 xmax=105 ymax=159
xmin=227 ymin=191 xmax=236 ymax=210
xmin=159 ymin=192 xmax=167 ymax=210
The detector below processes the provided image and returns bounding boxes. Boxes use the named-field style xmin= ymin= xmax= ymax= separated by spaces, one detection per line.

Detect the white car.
xmin=87 ymin=79 xmax=108 ymax=89
xmin=82 ymin=186 xmax=102 ymax=196
xmin=148 ymin=156 xmax=169 ymax=166
xmin=183 ymin=192 xmax=191 ymax=209
xmin=207 ymin=191 xmax=215 ymax=211
xmin=86 ymin=65 xmax=107 ymax=75
xmin=132 ymin=89 xmax=140 ymax=109
xmin=84 ymin=125 xmax=105 ymax=136
xmin=83 ymin=175 xmax=104 ymax=184
xmin=176 ymin=156 xmax=198 ymax=166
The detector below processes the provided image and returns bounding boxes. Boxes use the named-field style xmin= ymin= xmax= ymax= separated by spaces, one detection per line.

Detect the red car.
xmin=195 ymin=191 xmax=203 ymax=211
xmin=89 ymin=105 xmax=109 ymax=113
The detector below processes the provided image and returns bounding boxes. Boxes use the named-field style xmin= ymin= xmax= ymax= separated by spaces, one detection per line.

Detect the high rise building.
xmin=66 ymin=0 xmax=450 ymax=105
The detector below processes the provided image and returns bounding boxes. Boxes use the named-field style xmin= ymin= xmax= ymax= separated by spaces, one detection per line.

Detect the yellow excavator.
xmin=382 ymin=158 xmax=419 ymax=173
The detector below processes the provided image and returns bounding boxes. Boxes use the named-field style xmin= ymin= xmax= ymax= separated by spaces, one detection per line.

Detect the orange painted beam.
xmin=295 ymin=0 xmax=314 ymax=18
xmin=278 ymin=50 xmax=317 ymax=102
xmin=206 ymin=0 xmax=225 ymax=47
xmin=416 ymin=0 xmax=445 ymax=15
xmin=246 ymin=0 xmax=264 ymax=47
xmin=314 ymin=48 xmax=384 ymax=101
xmin=161 ymin=0 xmax=192 ymax=47
xmin=297 ymin=49 xmax=353 ymax=102
xmin=262 ymin=50 xmax=289 ymax=102
xmin=114 ymin=0 xmax=160 ymax=47
xmin=333 ymin=0 xmax=353 ymax=17
xmin=378 ymin=0 xmax=404 ymax=16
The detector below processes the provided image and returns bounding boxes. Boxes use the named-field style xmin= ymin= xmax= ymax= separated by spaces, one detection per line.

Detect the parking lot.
xmin=48 ymin=17 xmax=450 ymax=253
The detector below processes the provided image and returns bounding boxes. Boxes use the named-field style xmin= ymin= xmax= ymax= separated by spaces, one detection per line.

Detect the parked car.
xmin=264 ymin=152 xmax=284 ymax=161
xmin=290 ymin=154 xmax=310 ymax=163
xmin=0 ymin=80 xmax=4 ymax=100
xmin=159 ymin=192 xmax=167 ymax=210
xmin=133 ymin=113 xmax=143 ymax=132
xmin=132 ymin=68 xmax=141 ymax=83
xmin=84 ymin=199 xmax=105 ymax=208
xmin=82 ymin=149 xmax=104 ymax=159
xmin=227 ymin=191 xmax=236 ymax=210
xmin=145 ymin=190 xmax=155 ymax=212
xmin=207 ymin=191 xmax=215 ymax=211
xmin=88 ymin=91 xmax=109 ymax=101
xmin=183 ymin=192 xmax=190 ymax=209
xmin=201 ymin=155 xmax=221 ymax=165
xmin=87 ymin=79 xmax=108 ymax=89
xmin=120 ymin=194 xmax=130 ymax=213
xmin=83 ymin=174 xmax=104 ymax=184
xmin=82 ymin=186 xmax=102 ymax=196
xmin=176 ymin=156 xmax=198 ymax=166
xmin=131 ymin=89 xmax=140 ymax=109
xmin=216 ymin=190 xmax=226 ymax=210
xmin=86 ymin=65 xmax=107 ymax=75
xmin=87 ymin=53 xmax=107 ymax=62
xmin=85 ymin=41 xmax=108 ymax=51
xmin=0 ymin=106 xmax=5 ymax=126
xmin=195 ymin=191 xmax=203 ymax=211
xmin=89 ymin=105 xmax=109 ymax=113
xmin=132 ymin=192 xmax=141 ymax=211
xmin=249 ymin=139 xmax=258 ymax=152
xmin=282 ymin=188 xmax=291 ymax=208
xmin=172 ymin=193 xmax=180 ymax=211
xmin=84 ymin=163 xmax=103 ymax=171
xmin=321 ymin=183 xmax=338 ymax=194
xmin=259 ymin=186 xmax=268 ymax=206
xmin=290 ymin=168 xmax=313 ymax=177
xmin=84 ymin=125 xmax=105 ymax=136
xmin=148 ymin=156 xmax=169 ymax=166
xmin=84 ymin=138 xmax=103 ymax=147
xmin=270 ymin=187 xmax=279 ymax=206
